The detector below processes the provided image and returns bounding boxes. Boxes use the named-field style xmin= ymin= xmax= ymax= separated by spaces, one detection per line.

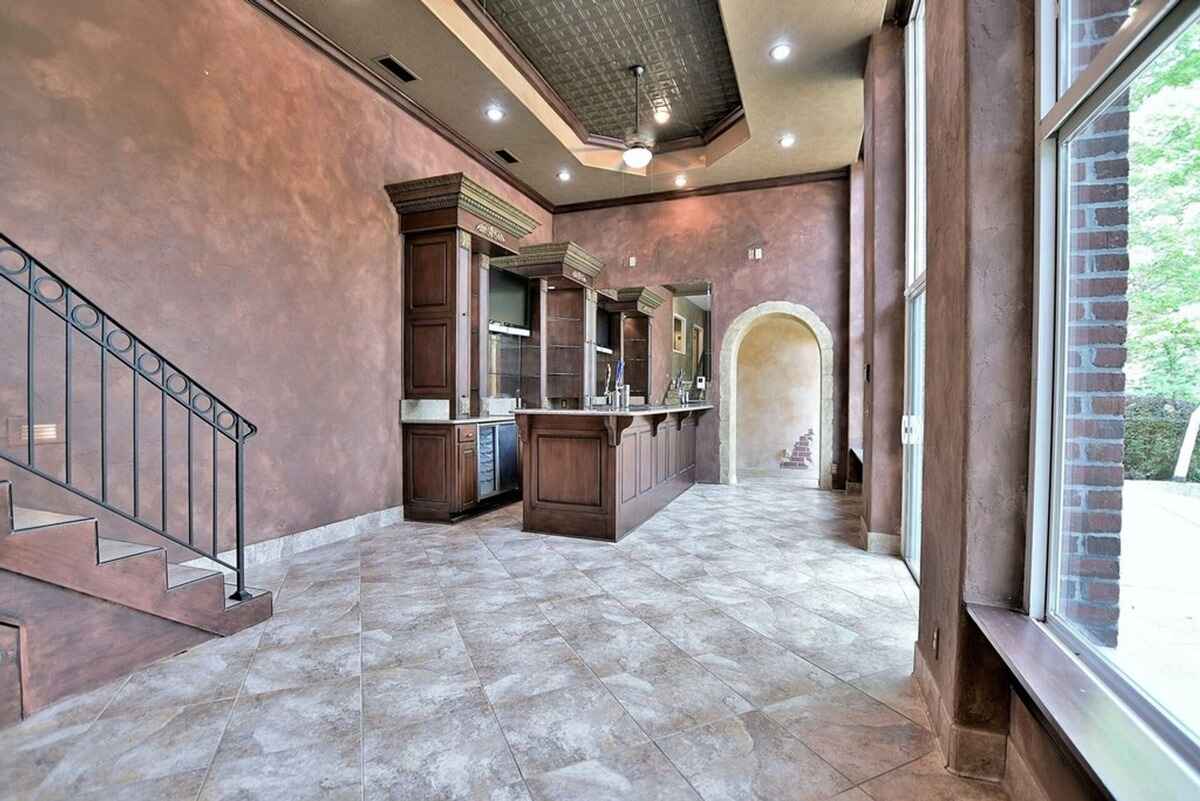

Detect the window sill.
xmin=966 ymin=604 xmax=1200 ymax=801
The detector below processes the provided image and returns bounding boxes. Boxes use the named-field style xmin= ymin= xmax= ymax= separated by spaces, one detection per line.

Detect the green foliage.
xmin=1125 ymin=24 xmax=1200 ymax=405
xmin=1123 ymin=395 xmax=1200 ymax=481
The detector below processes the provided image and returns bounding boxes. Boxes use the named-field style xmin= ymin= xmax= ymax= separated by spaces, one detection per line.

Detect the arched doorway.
xmin=719 ymin=301 xmax=835 ymax=489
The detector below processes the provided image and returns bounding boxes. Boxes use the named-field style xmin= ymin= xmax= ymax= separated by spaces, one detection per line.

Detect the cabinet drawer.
xmin=457 ymin=425 xmax=477 ymax=442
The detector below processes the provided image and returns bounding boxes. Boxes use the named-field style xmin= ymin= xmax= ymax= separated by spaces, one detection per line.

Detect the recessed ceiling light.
xmin=770 ymin=42 xmax=792 ymax=62
xmin=674 ymin=174 xmax=687 ymax=188
xmin=485 ymin=105 xmax=505 ymax=122
xmin=653 ymin=108 xmax=671 ymax=125
xmin=778 ymin=132 xmax=796 ymax=148
xmin=557 ymin=168 xmax=572 ymax=182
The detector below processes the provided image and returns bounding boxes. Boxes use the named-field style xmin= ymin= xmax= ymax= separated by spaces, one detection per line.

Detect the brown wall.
xmin=0 ymin=0 xmax=550 ymax=547
xmin=553 ymin=179 xmax=851 ymax=485
xmin=848 ymin=161 xmax=866 ymax=455
xmin=918 ymin=0 xmax=1036 ymax=781
xmin=862 ymin=25 xmax=906 ymax=540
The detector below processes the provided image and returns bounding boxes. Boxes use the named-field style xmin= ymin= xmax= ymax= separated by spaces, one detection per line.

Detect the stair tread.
xmin=167 ymin=562 xmax=222 ymax=588
xmin=98 ymin=536 xmax=161 ymax=562
xmin=223 ymin=584 xmax=270 ymax=609
xmin=12 ymin=506 xmax=91 ymax=531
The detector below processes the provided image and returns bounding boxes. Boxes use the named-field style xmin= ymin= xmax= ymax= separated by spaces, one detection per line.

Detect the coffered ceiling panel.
xmin=478 ymin=0 xmax=741 ymax=145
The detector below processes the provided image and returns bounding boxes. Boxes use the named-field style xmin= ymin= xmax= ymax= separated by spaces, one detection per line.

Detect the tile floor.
xmin=0 ymin=477 xmax=1009 ymax=801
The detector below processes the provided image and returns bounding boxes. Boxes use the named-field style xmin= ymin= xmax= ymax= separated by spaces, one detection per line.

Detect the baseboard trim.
xmin=914 ymin=644 xmax=1008 ymax=782
xmin=185 ymin=504 xmax=403 ymax=575
xmin=857 ymin=517 xmax=901 ymax=554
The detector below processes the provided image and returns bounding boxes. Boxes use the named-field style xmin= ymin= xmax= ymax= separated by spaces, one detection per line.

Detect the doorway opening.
xmin=719 ymin=302 xmax=834 ymax=489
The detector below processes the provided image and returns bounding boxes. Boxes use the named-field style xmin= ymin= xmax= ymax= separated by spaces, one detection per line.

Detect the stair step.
xmin=97 ymin=537 xmax=161 ymax=563
xmin=12 ymin=506 xmax=91 ymax=532
xmin=167 ymin=562 xmax=221 ymax=589
xmin=224 ymin=584 xmax=270 ymax=609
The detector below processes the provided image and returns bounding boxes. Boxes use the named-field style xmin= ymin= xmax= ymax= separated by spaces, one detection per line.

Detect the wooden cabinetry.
xmin=457 ymin=440 xmax=478 ymax=508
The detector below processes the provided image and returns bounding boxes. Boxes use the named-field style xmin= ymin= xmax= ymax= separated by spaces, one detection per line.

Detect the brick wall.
xmin=1060 ymin=1 xmax=1131 ymax=647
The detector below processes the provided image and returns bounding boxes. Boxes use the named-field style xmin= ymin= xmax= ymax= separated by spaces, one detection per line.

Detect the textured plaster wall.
xmin=919 ymin=0 xmax=1039 ymax=782
xmin=862 ymin=25 xmax=906 ymax=539
xmin=848 ymin=161 xmax=866 ymax=454
xmin=553 ymin=179 xmax=850 ymax=485
xmin=735 ymin=317 xmax=820 ymax=471
xmin=0 ymin=0 xmax=551 ymax=548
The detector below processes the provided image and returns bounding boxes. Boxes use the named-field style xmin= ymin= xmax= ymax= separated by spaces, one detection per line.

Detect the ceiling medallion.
xmin=622 ymin=65 xmax=653 ymax=169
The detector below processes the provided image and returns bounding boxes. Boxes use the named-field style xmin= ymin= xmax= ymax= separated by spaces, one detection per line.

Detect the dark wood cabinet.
xmin=457 ymin=441 xmax=478 ymax=509
xmin=517 ymin=407 xmax=706 ymax=541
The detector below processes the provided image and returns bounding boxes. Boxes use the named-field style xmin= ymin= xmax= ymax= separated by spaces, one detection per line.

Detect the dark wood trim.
xmin=243 ymin=0 xmax=556 ymax=213
xmin=555 ymin=168 xmax=851 ymax=214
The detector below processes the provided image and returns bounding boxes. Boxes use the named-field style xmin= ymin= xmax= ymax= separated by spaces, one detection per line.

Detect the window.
xmin=1035 ymin=0 xmax=1200 ymax=761
xmin=902 ymin=0 xmax=928 ymax=583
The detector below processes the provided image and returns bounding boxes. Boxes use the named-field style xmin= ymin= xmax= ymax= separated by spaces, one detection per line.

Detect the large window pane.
xmin=1055 ymin=19 xmax=1200 ymax=741
xmin=1068 ymin=0 xmax=1136 ymax=83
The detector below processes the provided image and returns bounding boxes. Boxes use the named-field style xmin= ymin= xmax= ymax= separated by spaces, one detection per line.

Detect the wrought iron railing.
xmin=0 ymin=232 xmax=257 ymax=601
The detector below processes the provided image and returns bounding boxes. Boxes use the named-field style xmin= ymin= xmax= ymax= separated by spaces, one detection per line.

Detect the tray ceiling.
xmin=269 ymin=0 xmax=889 ymax=205
xmin=477 ymin=0 xmax=742 ymax=146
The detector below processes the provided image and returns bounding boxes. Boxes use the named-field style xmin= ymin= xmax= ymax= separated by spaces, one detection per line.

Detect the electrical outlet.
xmin=628 ymin=256 xmax=637 ymax=267
xmin=754 ymin=247 xmax=763 ymax=260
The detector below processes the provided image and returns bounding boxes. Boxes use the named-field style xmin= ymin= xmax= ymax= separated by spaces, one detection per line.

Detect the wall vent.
xmin=494 ymin=149 xmax=520 ymax=164
xmin=375 ymin=55 xmax=419 ymax=84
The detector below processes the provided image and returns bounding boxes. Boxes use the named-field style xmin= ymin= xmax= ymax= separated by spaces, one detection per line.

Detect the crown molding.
xmin=385 ymin=173 xmax=542 ymax=238
xmin=555 ymin=168 xmax=850 ymax=214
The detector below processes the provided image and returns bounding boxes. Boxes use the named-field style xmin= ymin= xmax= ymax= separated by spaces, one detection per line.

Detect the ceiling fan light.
xmin=653 ymin=108 xmax=671 ymax=125
xmin=622 ymin=145 xmax=653 ymax=169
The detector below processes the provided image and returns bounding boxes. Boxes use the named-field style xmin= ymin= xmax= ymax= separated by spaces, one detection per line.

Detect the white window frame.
xmin=1029 ymin=0 xmax=1200 ymax=765
xmin=904 ymin=0 xmax=927 ymax=290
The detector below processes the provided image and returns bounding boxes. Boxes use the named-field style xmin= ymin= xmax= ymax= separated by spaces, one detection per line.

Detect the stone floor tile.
xmin=363 ymin=654 xmax=485 ymax=731
xmin=656 ymin=710 xmax=851 ymax=801
xmin=40 ymin=698 xmax=234 ymax=797
xmin=213 ymin=678 xmax=361 ymax=762
xmin=471 ymin=635 xmax=595 ymax=705
xmin=600 ymin=655 xmax=752 ymax=738
xmin=100 ymin=627 xmax=260 ymax=717
xmin=514 ymin=568 xmax=604 ymax=604
xmin=361 ymin=619 xmax=467 ymax=672
xmin=199 ymin=740 xmax=361 ymax=801
xmin=764 ymin=684 xmax=935 ymax=782
xmin=852 ymin=666 xmax=931 ymax=728
xmin=858 ymin=751 xmax=1009 ymax=800
xmin=524 ymin=742 xmax=700 ymax=801
xmin=557 ymin=618 xmax=687 ymax=677
xmin=259 ymin=596 xmax=360 ymax=648
xmin=243 ymin=633 xmax=361 ymax=695
xmin=363 ymin=704 xmax=520 ymax=801
xmin=721 ymin=597 xmax=860 ymax=658
xmin=538 ymin=592 xmax=639 ymax=629
xmin=492 ymin=680 xmax=648 ymax=775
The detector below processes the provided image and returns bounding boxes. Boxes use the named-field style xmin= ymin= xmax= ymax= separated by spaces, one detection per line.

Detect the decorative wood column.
xmin=385 ymin=173 xmax=540 ymax=418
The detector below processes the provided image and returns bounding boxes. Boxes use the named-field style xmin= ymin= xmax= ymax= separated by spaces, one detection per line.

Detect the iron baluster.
xmin=64 ymin=287 xmax=72 ymax=484
xmin=0 ymin=232 xmax=258 ymax=603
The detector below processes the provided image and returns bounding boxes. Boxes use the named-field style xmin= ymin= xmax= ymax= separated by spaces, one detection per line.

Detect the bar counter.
xmin=514 ymin=404 xmax=713 ymax=541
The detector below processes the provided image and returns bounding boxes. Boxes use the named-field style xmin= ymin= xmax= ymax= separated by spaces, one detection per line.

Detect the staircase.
xmin=0 ymin=233 xmax=272 ymax=724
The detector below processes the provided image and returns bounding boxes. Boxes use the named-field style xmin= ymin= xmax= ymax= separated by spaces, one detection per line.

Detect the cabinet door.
xmin=458 ymin=442 xmax=478 ymax=509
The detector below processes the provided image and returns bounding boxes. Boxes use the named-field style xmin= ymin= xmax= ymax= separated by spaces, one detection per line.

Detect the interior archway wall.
xmin=719 ymin=301 xmax=835 ymax=489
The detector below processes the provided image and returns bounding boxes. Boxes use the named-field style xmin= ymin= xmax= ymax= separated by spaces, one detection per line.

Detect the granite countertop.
xmin=513 ymin=404 xmax=713 ymax=418
xmin=401 ymin=416 xmax=517 ymax=425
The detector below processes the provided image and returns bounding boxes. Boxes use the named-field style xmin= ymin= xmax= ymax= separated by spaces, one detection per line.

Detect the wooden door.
xmin=0 ymin=623 xmax=21 ymax=727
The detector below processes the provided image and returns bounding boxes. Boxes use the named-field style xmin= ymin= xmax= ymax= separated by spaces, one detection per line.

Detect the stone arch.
xmin=719 ymin=301 xmax=835 ymax=489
